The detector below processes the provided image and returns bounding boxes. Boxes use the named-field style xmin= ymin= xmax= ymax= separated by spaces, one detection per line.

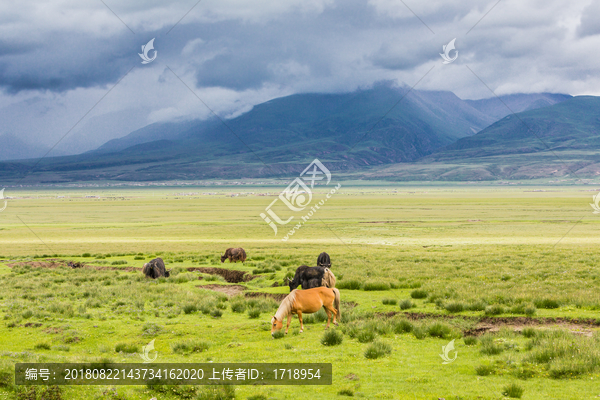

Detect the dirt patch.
xmin=188 ymin=267 xmax=255 ymax=283
xmin=6 ymin=260 xmax=141 ymax=272
xmin=197 ymin=284 xmax=246 ymax=296
xmin=244 ymin=292 xmax=287 ymax=301
xmin=23 ymin=322 xmax=42 ymax=328
xmin=396 ymin=312 xmax=600 ymax=336
xmin=342 ymin=301 xmax=358 ymax=309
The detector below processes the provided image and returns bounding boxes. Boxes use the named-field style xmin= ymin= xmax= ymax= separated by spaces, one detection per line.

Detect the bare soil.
xmin=187 ymin=267 xmax=255 ymax=283
xmin=197 ymin=284 xmax=247 ymax=296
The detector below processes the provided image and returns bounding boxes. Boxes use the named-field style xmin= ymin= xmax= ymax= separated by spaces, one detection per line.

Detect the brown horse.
xmin=271 ymin=287 xmax=340 ymax=336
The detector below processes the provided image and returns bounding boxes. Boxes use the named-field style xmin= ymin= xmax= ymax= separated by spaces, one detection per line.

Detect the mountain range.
xmin=3 ymin=82 xmax=597 ymax=183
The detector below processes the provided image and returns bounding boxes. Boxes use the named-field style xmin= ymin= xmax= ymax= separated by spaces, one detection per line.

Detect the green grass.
xmin=0 ymin=186 xmax=599 ymax=399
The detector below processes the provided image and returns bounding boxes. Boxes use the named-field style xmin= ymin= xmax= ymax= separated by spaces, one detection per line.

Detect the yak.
xmin=317 ymin=252 xmax=331 ymax=268
xmin=142 ymin=257 xmax=171 ymax=279
xmin=221 ymin=247 xmax=247 ymax=263
xmin=287 ymin=265 xmax=336 ymax=292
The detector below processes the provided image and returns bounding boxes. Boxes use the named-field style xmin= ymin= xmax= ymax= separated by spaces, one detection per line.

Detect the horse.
xmin=221 ymin=247 xmax=247 ymax=263
xmin=142 ymin=257 xmax=171 ymax=279
xmin=271 ymin=287 xmax=340 ymax=335
xmin=321 ymin=268 xmax=336 ymax=288
xmin=317 ymin=252 xmax=331 ymax=268
xmin=287 ymin=265 xmax=328 ymax=291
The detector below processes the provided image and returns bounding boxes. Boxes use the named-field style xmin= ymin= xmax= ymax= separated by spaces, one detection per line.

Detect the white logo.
xmin=0 ymin=189 xmax=7 ymax=212
xmin=260 ymin=159 xmax=335 ymax=236
xmin=440 ymin=38 xmax=458 ymax=64
xmin=439 ymin=339 xmax=457 ymax=364
xmin=139 ymin=339 xmax=158 ymax=363
xmin=139 ymin=38 xmax=157 ymax=64
xmin=590 ymin=192 xmax=600 ymax=214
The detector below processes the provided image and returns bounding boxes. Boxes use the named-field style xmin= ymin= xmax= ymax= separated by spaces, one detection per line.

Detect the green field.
xmin=1 ymin=185 xmax=599 ymax=399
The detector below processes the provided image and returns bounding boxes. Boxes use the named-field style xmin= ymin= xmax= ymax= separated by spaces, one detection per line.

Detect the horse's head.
xmin=286 ymin=277 xmax=296 ymax=292
xmin=271 ymin=316 xmax=283 ymax=336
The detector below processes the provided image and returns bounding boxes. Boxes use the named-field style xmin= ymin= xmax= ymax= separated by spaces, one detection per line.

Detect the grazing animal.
xmin=271 ymin=287 xmax=340 ymax=335
xmin=287 ymin=265 xmax=327 ymax=291
xmin=68 ymin=261 xmax=83 ymax=269
xmin=142 ymin=257 xmax=171 ymax=279
xmin=317 ymin=252 xmax=331 ymax=268
xmin=321 ymin=268 xmax=336 ymax=288
xmin=221 ymin=247 xmax=247 ymax=263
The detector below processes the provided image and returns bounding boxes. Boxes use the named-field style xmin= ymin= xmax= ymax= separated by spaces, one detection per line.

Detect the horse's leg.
xmin=324 ymin=303 xmax=338 ymax=326
xmin=324 ymin=307 xmax=332 ymax=329
xmin=297 ymin=311 xmax=304 ymax=333
xmin=285 ymin=314 xmax=291 ymax=334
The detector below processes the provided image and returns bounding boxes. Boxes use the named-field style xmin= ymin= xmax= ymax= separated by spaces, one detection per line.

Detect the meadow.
xmin=0 ymin=184 xmax=599 ymax=399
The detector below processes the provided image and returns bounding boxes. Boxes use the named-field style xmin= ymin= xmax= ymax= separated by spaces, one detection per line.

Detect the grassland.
xmin=0 ymin=185 xmax=600 ymax=399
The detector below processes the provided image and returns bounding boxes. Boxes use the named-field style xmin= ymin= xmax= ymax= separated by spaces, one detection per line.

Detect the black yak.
xmin=287 ymin=265 xmax=336 ymax=291
xmin=221 ymin=247 xmax=247 ymax=263
xmin=317 ymin=252 xmax=331 ymax=268
xmin=142 ymin=257 xmax=171 ymax=279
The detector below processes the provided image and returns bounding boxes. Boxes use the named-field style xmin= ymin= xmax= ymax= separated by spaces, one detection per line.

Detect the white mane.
xmin=274 ymin=290 xmax=297 ymax=321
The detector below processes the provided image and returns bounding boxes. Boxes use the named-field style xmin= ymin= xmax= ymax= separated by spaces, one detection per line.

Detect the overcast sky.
xmin=1 ymin=0 xmax=599 ymax=153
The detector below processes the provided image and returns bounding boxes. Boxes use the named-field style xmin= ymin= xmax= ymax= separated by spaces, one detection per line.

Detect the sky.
xmin=0 ymin=0 xmax=599 ymax=155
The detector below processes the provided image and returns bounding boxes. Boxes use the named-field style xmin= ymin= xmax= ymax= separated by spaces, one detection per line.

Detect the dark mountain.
xmin=0 ymin=134 xmax=65 ymax=161
xmin=465 ymin=93 xmax=572 ymax=120
xmin=0 ymin=83 xmax=497 ymax=182
xmin=363 ymin=96 xmax=600 ymax=181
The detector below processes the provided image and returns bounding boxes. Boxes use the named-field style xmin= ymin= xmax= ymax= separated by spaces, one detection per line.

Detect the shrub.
xmin=115 ymin=343 xmax=138 ymax=353
xmin=484 ymin=304 xmax=504 ymax=316
xmin=445 ymin=302 xmax=465 ymax=313
xmin=502 ymin=383 xmax=524 ymax=398
xmin=363 ymin=281 xmax=390 ymax=291
xmin=171 ymin=340 xmax=210 ymax=354
xmin=399 ymin=299 xmax=413 ymax=310
xmin=337 ymin=279 xmax=362 ymax=290
xmin=134 ymin=256 xmax=145 ymax=260
xmin=210 ymin=309 xmax=223 ymax=318
xmin=22 ymin=310 xmax=33 ymax=319
xmin=392 ymin=318 xmax=413 ymax=334
xmin=230 ymin=300 xmax=246 ymax=313
xmin=534 ymin=298 xmax=560 ymax=309
xmin=195 ymin=385 xmax=235 ymax=400
xmin=321 ymin=330 xmax=343 ymax=346
xmin=410 ymin=289 xmax=427 ymax=299
xmin=467 ymin=301 xmax=487 ymax=311
xmin=357 ymin=330 xmax=376 ymax=343
xmin=111 ymin=260 xmax=127 ymax=265
xmin=480 ymin=335 xmax=503 ymax=355
xmin=382 ymin=298 xmax=397 ymax=305
xmin=248 ymin=308 xmax=261 ymax=319
xmin=34 ymin=342 xmax=51 ymax=350
xmin=412 ymin=326 xmax=427 ymax=339
xmin=524 ymin=305 xmax=537 ymax=316
xmin=272 ymin=331 xmax=285 ymax=340
xmin=426 ymin=322 xmax=457 ymax=339
xmin=182 ymin=304 xmax=197 ymax=314
xmin=456 ymin=331 xmax=475 ymax=344
xmin=82 ymin=253 xmax=91 ymax=257
xmin=337 ymin=388 xmax=354 ymax=396
xmin=522 ymin=327 xmax=536 ymax=338
xmin=475 ymin=364 xmax=494 ymax=376
xmin=364 ymin=341 xmax=392 ymax=359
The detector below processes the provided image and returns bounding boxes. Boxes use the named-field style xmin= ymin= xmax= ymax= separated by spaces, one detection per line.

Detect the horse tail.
xmin=332 ymin=288 xmax=341 ymax=321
